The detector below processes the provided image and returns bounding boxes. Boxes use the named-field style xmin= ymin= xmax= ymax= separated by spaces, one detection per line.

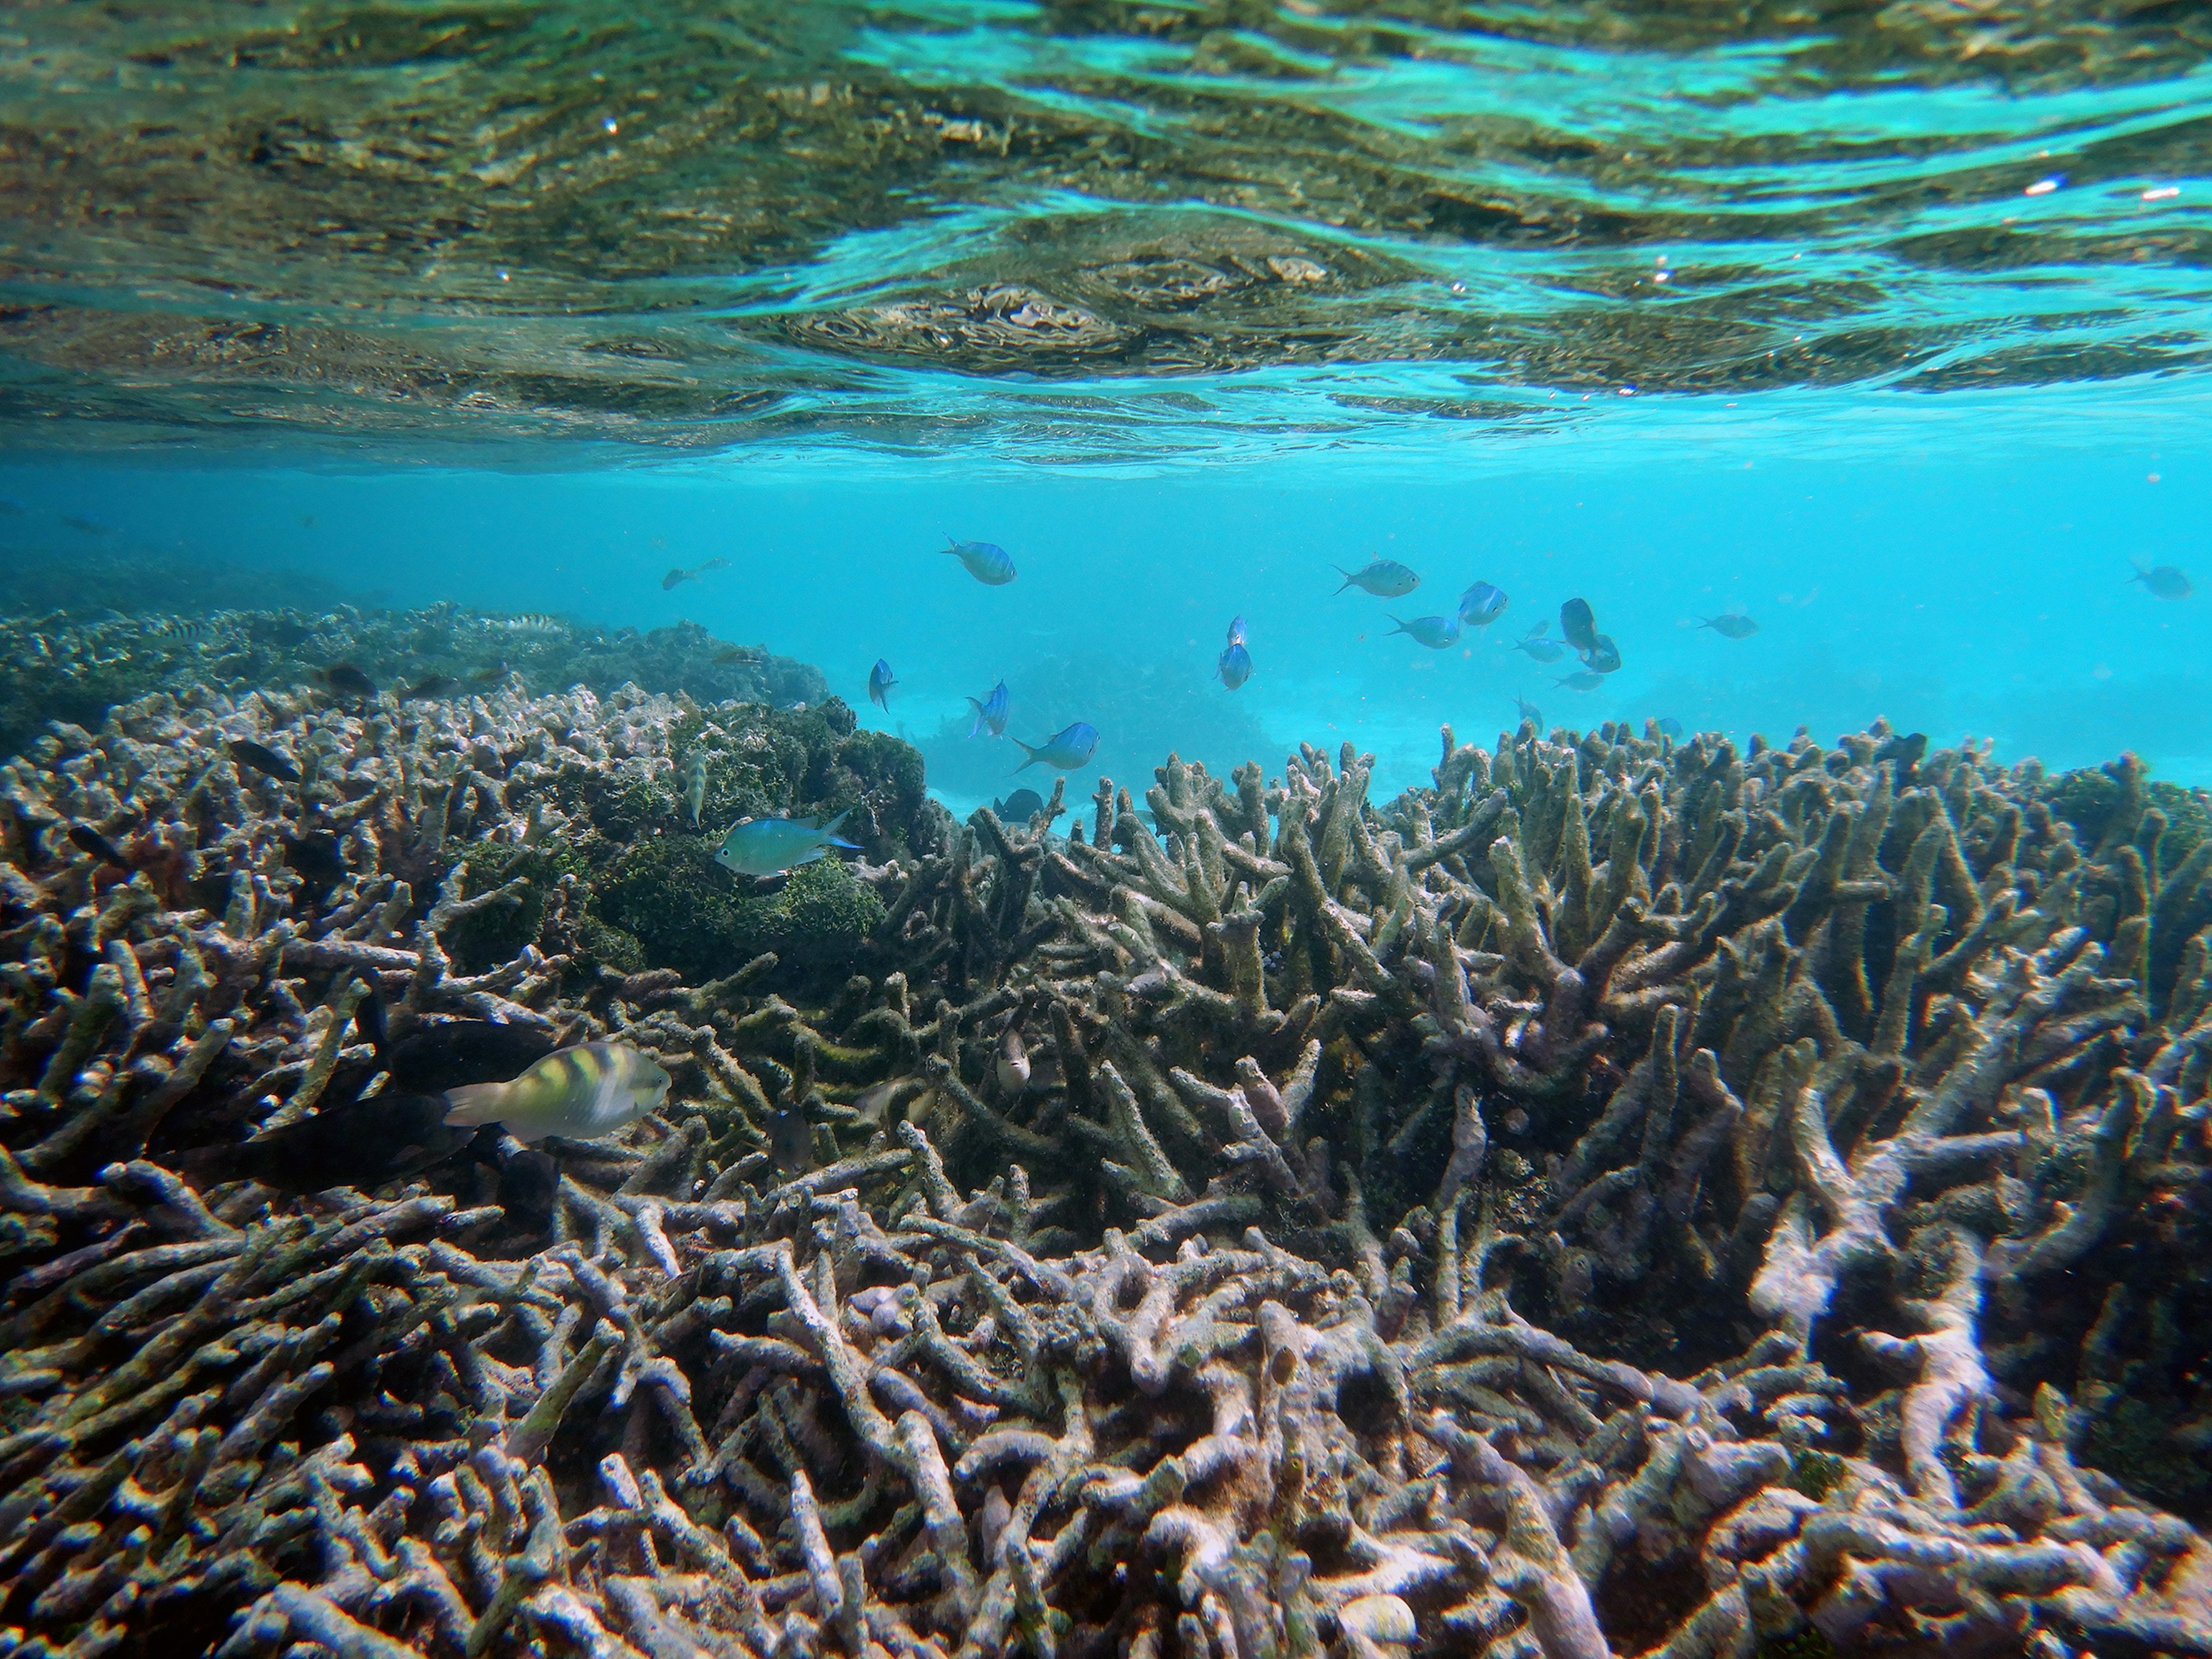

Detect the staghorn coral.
xmin=3 ymin=694 xmax=2212 ymax=1659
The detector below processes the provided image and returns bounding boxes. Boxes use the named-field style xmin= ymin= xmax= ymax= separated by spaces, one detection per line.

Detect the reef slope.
xmin=2 ymin=683 xmax=2211 ymax=1659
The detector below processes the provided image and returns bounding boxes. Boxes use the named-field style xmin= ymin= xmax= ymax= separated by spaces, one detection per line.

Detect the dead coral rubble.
xmin=3 ymin=699 xmax=2212 ymax=1659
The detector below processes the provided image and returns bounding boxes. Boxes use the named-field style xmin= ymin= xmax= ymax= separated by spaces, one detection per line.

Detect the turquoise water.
xmin=2 ymin=0 xmax=2209 ymax=794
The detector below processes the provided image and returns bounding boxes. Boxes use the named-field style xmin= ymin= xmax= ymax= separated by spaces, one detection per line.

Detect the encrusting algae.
xmin=2 ymin=668 xmax=2212 ymax=1659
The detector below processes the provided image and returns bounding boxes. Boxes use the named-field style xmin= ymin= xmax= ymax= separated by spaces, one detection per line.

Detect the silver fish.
xmin=996 ymin=1027 xmax=1031 ymax=1093
xmin=1511 ymin=623 xmax=1565 ymax=663
xmin=1389 ymin=613 xmax=1461 ymax=649
xmin=1699 ymin=613 xmax=1758 ymax=639
xmin=1334 ymin=558 xmax=1420 ymax=597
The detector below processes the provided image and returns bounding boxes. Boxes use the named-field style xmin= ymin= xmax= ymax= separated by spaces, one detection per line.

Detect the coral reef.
xmin=0 ymin=603 xmax=828 ymax=763
xmin=4 ymin=688 xmax=2212 ymax=1659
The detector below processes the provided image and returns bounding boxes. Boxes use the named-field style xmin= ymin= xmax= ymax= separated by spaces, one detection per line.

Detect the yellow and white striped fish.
xmin=441 ymin=1041 xmax=671 ymax=1142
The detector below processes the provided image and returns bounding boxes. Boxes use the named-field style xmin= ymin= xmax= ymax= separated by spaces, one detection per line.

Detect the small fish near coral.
xmin=714 ymin=811 xmax=861 ymax=877
xmin=868 ymin=658 xmax=897 ymax=711
xmin=1580 ymin=633 xmax=1623 ymax=673
xmin=680 ymin=751 xmax=710 ymax=827
xmin=441 ymin=1041 xmax=672 ymax=1142
xmin=1558 ymin=596 xmax=1600 ymax=653
xmin=967 ymin=680 xmax=1010 ymax=737
xmin=1333 ymin=557 xmax=1420 ymax=597
xmin=990 ymin=786 xmax=1044 ymax=824
xmin=1012 ymin=721 xmax=1099 ymax=772
xmin=944 ymin=537 xmax=1017 ymax=585
xmin=1218 ymin=615 xmax=1252 ymax=690
xmin=321 ymin=662 xmax=377 ymax=699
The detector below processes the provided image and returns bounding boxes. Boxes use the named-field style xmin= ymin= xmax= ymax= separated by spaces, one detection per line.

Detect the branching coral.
xmin=4 ymin=693 xmax=2212 ymax=1658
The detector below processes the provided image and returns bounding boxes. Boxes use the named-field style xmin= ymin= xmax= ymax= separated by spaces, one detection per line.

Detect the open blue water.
xmin=2 ymin=0 xmax=2207 ymax=801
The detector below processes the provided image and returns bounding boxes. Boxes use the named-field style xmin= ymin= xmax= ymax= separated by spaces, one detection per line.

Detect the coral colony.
xmin=3 ymin=642 xmax=2212 ymax=1659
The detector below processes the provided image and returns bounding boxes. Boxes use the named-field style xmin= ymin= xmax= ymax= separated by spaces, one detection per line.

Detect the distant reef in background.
xmin=0 ymin=597 xmax=828 ymax=763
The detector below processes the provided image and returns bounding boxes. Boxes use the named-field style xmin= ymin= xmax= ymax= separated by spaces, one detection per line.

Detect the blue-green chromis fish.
xmin=714 ymin=810 xmax=860 ymax=876
xmin=1512 ymin=623 xmax=1565 ymax=662
xmin=2131 ymin=563 xmax=2192 ymax=600
xmin=681 ymin=752 xmax=709 ymax=827
xmin=1389 ymin=613 xmax=1461 ymax=649
xmin=945 ymin=537 xmax=1017 ymax=585
xmin=1698 ymin=613 xmax=1758 ymax=639
xmin=1218 ymin=615 xmax=1252 ymax=690
xmin=1555 ymin=670 xmax=1605 ymax=691
xmin=869 ymin=658 xmax=897 ymax=710
xmin=967 ymin=680 xmax=1009 ymax=737
xmin=1334 ymin=558 xmax=1419 ymax=597
xmin=1458 ymin=582 xmax=1509 ymax=626
xmin=442 ymin=1041 xmax=671 ymax=1142
xmin=1013 ymin=722 xmax=1098 ymax=772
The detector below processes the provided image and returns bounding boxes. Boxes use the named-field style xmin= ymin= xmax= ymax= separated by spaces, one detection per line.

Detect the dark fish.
xmin=497 ymin=1146 xmax=560 ymax=1229
xmin=1873 ymin=730 xmax=1929 ymax=771
xmin=770 ymin=1107 xmax=813 ymax=1174
xmin=192 ymin=1090 xmax=469 ymax=1193
xmin=387 ymin=1020 xmax=558 ymax=1094
xmin=355 ymin=983 xmax=388 ymax=1061
xmin=662 ymin=558 xmax=730 ymax=590
xmin=60 ymin=515 xmax=115 ymax=535
xmin=991 ymin=787 xmax=1045 ymax=824
xmin=227 ymin=738 xmax=300 ymax=783
xmin=323 ymin=663 xmax=377 ymax=698
xmin=1555 ymin=671 xmax=1605 ymax=692
xmin=1699 ymin=613 xmax=1759 ymax=639
xmin=1580 ymin=634 xmax=1623 ymax=674
xmin=2131 ymin=563 xmax=2192 ymax=601
xmin=281 ymin=832 xmax=347 ymax=888
xmin=406 ymin=675 xmax=457 ymax=700
xmin=1559 ymin=599 xmax=1599 ymax=654
xmin=868 ymin=658 xmax=897 ymax=711
xmin=471 ymin=663 xmax=508 ymax=683
xmin=67 ymin=824 xmax=131 ymax=869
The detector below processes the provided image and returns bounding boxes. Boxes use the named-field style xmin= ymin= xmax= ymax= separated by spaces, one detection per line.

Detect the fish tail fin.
xmin=825 ymin=835 xmax=861 ymax=851
xmin=442 ymin=1083 xmax=503 ymax=1128
xmin=1010 ymin=741 xmax=1039 ymax=774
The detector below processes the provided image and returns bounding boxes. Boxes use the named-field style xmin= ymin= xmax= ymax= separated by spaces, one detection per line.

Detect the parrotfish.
xmin=1458 ymin=582 xmax=1509 ymax=627
xmin=714 ymin=812 xmax=860 ymax=877
xmin=967 ymin=680 xmax=1010 ymax=737
xmin=1580 ymin=634 xmax=1623 ymax=674
xmin=442 ymin=1042 xmax=672 ymax=1143
xmin=1555 ymin=670 xmax=1605 ymax=691
xmin=2131 ymin=563 xmax=2192 ymax=600
xmin=1699 ymin=613 xmax=1759 ymax=639
xmin=1389 ymin=613 xmax=1462 ymax=649
xmin=1559 ymin=599 xmax=1599 ymax=654
xmin=1654 ymin=717 xmax=1685 ymax=740
xmin=681 ymin=752 xmax=709 ymax=827
xmin=945 ymin=538 xmax=1017 ymax=585
xmin=868 ymin=658 xmax=897 ymax=711
xmin=1511 ymin=623 xmax=1565 ymax=662
xmin=1013 ymin=722 xmax=1099 ymax=773
xmin=1218 ymin=615 xmax=1252 ymax=690
xmin=1334 ymin=558 xmax=1420 ymax=597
